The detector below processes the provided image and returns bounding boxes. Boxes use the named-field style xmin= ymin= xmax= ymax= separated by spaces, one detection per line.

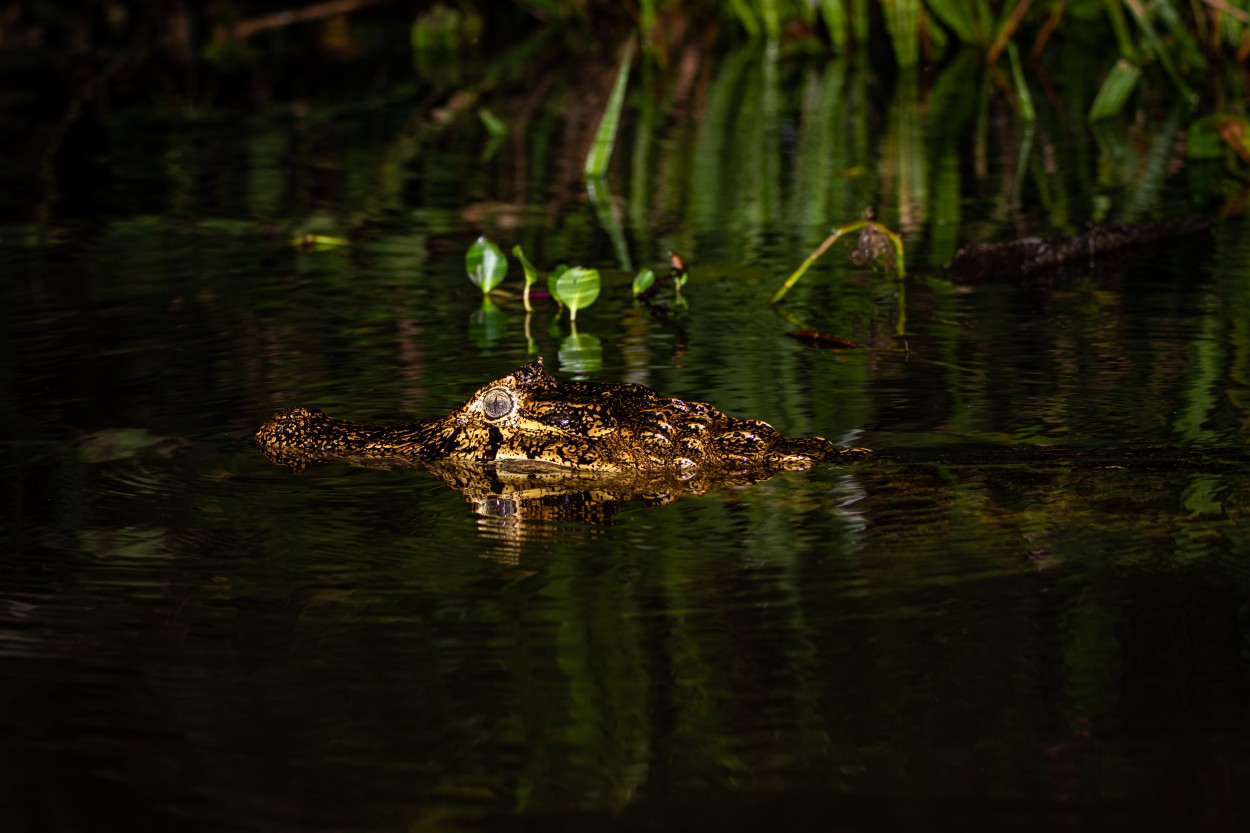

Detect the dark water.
xmin=6 ymin=44 xmax=1250 ymax=832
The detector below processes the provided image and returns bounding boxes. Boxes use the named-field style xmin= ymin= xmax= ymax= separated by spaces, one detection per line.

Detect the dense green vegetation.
xmin=7 ymin=0 xmax=1249 ymax=232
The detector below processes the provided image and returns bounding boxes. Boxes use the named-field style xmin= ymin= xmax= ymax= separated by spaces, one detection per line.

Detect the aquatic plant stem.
xmin=770 ymin=220 xmax=906 ymax=305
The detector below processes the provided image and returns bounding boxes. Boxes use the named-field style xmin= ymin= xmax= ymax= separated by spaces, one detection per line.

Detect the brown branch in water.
xmin=986 ymin=0 xmax=1035 ymax=66
xmin=225 ymin=0 xmax=391 ymax=41
xmin=948 ymin=217 xmax=1212 ymax=281
xmin=785 ymin=331 xmax=865 ymax=350
xmin=1031 ymin=0 xmax=1068 ymax=59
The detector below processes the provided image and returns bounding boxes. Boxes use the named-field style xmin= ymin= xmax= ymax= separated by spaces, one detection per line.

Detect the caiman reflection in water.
xmin=254 ymin=358 xmax=871 ymax=522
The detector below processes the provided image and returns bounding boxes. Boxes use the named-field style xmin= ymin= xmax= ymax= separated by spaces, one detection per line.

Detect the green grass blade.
xmin=584 ymin=38 xmax=636 ymax=178
xmin=478 ymin=107 xmax=506 ymax=138
xmin=1122 ymin=0 xmax=1198 ymax=104
xmin=1007 ymin=42 xmax=1036 ymax=121
xmin=1088 ymin=58 xmax=1141 ymax=120
xmin=819 ymin=0 xmax=849 ymax=47
xmin=853 ymin=0 xmax=869 ymax=41
xmin=1151 ymin=0 xmax=1207 ymax=73
xmin=728 ymin=0 xmax=761 ymax=37
xmin=758 ymin=0 xmax=783 ymax=40
xmin=639 ymin=0 xmax=656 ymax=41
xmin=926 ymin=0 xmax=979 ymax=43
xmin=881 ymin=0 xmax=921 ymax=67
xmin=1100 ymin=0 xmax=1140 ymax=62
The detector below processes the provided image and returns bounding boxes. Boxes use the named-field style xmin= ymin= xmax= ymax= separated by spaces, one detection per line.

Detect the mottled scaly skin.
xmin=255 ymin=358 xmax=871 ymax=476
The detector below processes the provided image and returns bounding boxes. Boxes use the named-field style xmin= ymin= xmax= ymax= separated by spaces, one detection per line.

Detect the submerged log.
xmin=948 ymin=216 xmax=1211 ymax=281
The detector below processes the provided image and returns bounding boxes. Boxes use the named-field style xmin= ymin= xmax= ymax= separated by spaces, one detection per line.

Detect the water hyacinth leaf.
xmin=632 ymin=267 xmax=656 ymax=296
xmin=466 ymin=235 xmax=507 ymax=293
xmin=553 ymin=267 xmax=601 ymax=322
xmin=1088 ymin=59 xmax=1141 ymax=121
xmin=547 ymin=264 xmax=569 ymax=310
xmin=584 ymin=38 xmax=635 ymax=178
xmin=512 ymin=244 xmax=539 ymax=311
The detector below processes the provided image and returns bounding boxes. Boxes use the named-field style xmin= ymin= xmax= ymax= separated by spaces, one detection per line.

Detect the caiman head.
xmin=255 ymin=358 xmax=869 ymax=477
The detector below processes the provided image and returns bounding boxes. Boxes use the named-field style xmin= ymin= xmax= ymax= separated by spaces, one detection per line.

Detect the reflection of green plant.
xmin=558 ymin=332 xmax=603 ymax=373
xmin=585 ymin=39 xmax=635 ymax=178
xmin=469 ymin=296 xmax=507 ymax=347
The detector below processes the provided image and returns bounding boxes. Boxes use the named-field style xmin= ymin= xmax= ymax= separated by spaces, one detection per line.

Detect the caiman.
xmin=254 ymin=358 xmax=871 ymax=480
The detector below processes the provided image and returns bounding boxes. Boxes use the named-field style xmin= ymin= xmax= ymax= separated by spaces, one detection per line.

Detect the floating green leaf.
xmin=632 ymin=267 xmax=656 ymax=296
xmin=552 ymin=266 xmax=601 ymax=322
xmin=512 ymin=244 xmax=539 ymax=311
xmin=466 ymin=235 xmax=507 ymax=293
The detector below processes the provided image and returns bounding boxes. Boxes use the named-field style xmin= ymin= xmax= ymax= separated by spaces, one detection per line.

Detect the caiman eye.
xmin=481 ymin=388 xmax=515 ymax=420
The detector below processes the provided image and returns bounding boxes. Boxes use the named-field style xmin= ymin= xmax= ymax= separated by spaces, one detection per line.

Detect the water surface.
xmin=5 ymin=43 xmax=1250 ymax=832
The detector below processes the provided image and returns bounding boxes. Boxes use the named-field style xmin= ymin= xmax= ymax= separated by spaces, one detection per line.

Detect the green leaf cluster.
xmin=467 ymin=239 xmax=603 ymax=322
